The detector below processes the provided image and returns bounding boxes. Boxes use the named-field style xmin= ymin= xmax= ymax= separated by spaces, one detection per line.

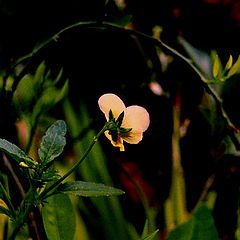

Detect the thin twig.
xmin=2 ymin=153 xmax=25 ymax=198
xmin=7 ymin=20 xmax=239 ymax=149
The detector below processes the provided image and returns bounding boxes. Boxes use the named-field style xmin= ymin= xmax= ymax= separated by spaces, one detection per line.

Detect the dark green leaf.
xmin=116 ymin=111 xmax=124 ymax=126
xmin=38 ymin=120 xmax=66 ymax=163
xmin=0 ymin=138 xmax=36 ymax=167
xmin=31 ymin=80 xmax=68 ymax=123
xmin=33 ymin=169 xmax=60 ymax=183
xmin=119 ymin=127 xmax=132 ymax=133
xmin=166 ymin=204 xmax=219 ymax=240
xmin=114 ymin=14 xmax=133 ymax=27
xmin=58 ymin=181 xmax=125 ymax=197
xmin=0 ymin=206 xmax=12 ymax=218
xmin=109 ymin=109 xmax=114 ymax=121
xmin=42 ymin=193 xmax=76 ymax=240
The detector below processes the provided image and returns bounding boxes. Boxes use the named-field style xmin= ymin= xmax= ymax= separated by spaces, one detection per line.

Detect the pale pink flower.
xmin=98 ymin=93 xmax=150 ymax=151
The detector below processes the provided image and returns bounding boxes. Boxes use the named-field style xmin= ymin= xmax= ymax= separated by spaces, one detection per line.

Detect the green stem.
xmin=0 ymin=182 xmax=15 ymax=218
xmin=8 ymin=187 xmax=37 ymax=240
xmin=11 ymin=20 xmax=237 ymax=135
xmin=38 ymin=121 xmax=111 ymax=200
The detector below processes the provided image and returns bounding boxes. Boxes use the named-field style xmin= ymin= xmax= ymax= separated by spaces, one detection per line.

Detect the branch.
xmin=9 ymin=20 xmax=240 ymax=149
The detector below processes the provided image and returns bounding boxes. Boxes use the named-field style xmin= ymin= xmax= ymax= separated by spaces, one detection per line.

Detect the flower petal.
xmin=121 ymin=105 xmax=150 ymax=132
xmin=98 ymin=93 xmax=126 ymax=120
xmin=121 ymin=131 xmax=143 ymax=144
xmin=105 ymin=131 xmax=125 ymax=151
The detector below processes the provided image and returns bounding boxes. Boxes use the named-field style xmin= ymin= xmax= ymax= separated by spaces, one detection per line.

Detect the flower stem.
xmin=38 ymin=121 xmax=110 ymax=200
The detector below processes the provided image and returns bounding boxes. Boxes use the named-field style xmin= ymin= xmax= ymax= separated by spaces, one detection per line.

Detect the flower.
xmin=98 ymin=93 xmax=150 ymax=151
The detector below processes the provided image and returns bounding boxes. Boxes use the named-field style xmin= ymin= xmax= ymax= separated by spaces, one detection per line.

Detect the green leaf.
xmin=58 ymin=181 xmax=125 ymax=197
xmin=0 ymin=206 xmax=12 ymax=218
xmin=141 ymin=230 xmax=159 ymax=240
xmin=141 ymin=219 xmax=149 ymax=238
xmin=31 ymin=80 xmax=69 ymax=124
xmin=109 ymin=109 xmax=114 ymax=121
xmin=33 ymin=61 xmax=46 ymax=88
xmin=116 ymin=111 xmax=124 ymax=126
xmin=227 ymin=55 xmax=240 ymax=78
xmin=166 ymin=204 xmax=219 ymax=240
xmin=42 ymin=193 xmax=76 ymax=240
xmin=178 ymin=37 xmax=212 ymax=79
xmin=114 ymin=14 xmax=133 ymax=27
xmin=213 ymin=54 xmax=221 ymax=79
xmin=0 ymin=138 xmax=36 ymax=167
xmin=38 ymin=120 xmax=66 ymax=164
xmin=225 ymin=55 xmax=233 ymax=70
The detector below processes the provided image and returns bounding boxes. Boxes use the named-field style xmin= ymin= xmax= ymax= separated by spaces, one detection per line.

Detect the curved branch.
xmin=10 ymin=20 xmax=240 ymax=148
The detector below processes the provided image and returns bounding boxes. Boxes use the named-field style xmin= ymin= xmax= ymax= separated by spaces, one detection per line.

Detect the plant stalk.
xmin=38 ymin=121 xmax=111 ymax=200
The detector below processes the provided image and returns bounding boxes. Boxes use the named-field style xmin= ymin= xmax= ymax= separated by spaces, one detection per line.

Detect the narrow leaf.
xmin=225 ymin=55 xmax=233 ymax=70
xmin=0 ymin=206 xmax=12 ymax=218
xmin=227 ymin=55 xmax=240 ymax=78
xmin=38 ymin=120 xmax=66 ymax=163
xmin=213 ymin=54 xmax=221 ymax=78
xmin=141 ymin=219 xmax=149 ymax=238
xmin=141 ymin=230 xmax=159 ymax=240
xmin=58 ymin=181 xmax=125 ymax=197
xmin=0 ymin=138 xmax=36 ymax=167
xmin=31 ymin=80 xmax=68 ymax=124
xmin=116 ymin=111 xmax=124 ymax=126
xmin=42 ymin=193 xmax=76 ymax=240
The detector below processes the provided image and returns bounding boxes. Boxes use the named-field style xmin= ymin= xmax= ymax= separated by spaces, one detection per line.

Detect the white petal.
xmin=121 ymin=131 xmax=143 ymax=144
xmin=98 ymin=93 xmax=126 ymax=120
xmin=121 ymin=105 xmax=150 ymax=132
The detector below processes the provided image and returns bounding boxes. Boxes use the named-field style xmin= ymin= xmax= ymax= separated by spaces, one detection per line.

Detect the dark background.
xmin=1 ymin=0 xmax=240 ymax=239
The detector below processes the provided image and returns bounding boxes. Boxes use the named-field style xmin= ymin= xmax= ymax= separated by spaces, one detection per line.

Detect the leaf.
xmin=213 ymin=54 xmax=221 ymax=79
xmin=0 ymin=206 xmax=12 ymax=218
xmin=38 ymin=120 xmax=66 ymax=164
xmin=166 ymin=204 xmax=219 ymax=240
xmin=225 ymin=55 xmax=233 ymax=70
xmin=42 ymin=193 xmax=76 ymax=240
xmin=33 ymin=61 xmax=46 ymax=89
xmin=178 ymin=37 xmax=212 ymax=79
xmin=31 ymin=80 xmax=68 ymax=123
xmin=58 ymin=181 xmax=125 ymax=197
xmin=227 ymin=55 xmax=240 ymax=78
xmin=114 ymin=14 xmax=133 ymax=27
xmin=63 ymin=99 xmax=131 ymax=240
xmin=0 ymin=138 xmax=36 ymax=167
xmin=141 ymin=219 xmax=149 ymax=238
xmin=33 ymin=169 xmax=60 ymax=183
xmin=141 ymin=230 xmax=159 ymax=240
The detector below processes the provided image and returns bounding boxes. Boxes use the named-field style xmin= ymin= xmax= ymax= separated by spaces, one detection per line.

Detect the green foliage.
xmin=212 ymin=53 xmax=222 ymax=79
xmin=140 ymin=220 xmax=159 ymax=240
xmin=0 ymin=138 xmax=37 ymax=168
xmin=58 ymin=181 xmax=125 ymax=197
xmin=38 ymin=120 xmax=67 ymax=164
xmin=141 ymin=230 xmax=159 ymax=240
xmin=13 ymin=62 xmax=68 ymax=129
xmin=0 ymin=206 xmax=11 ymax=218
xmin=63 ymin=99 xmax=131 ymax=240
xmin=42 ymin=193 xmax=76 ymax=240
xmin=0 ymin=118 xmax=126 ymax=239
xmin=166 ymin=204 xmax=219 ymax=240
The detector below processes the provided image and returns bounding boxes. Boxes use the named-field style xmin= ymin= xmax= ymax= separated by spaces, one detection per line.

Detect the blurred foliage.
xmin=0 ymin=0 xmax=240 ymax=239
